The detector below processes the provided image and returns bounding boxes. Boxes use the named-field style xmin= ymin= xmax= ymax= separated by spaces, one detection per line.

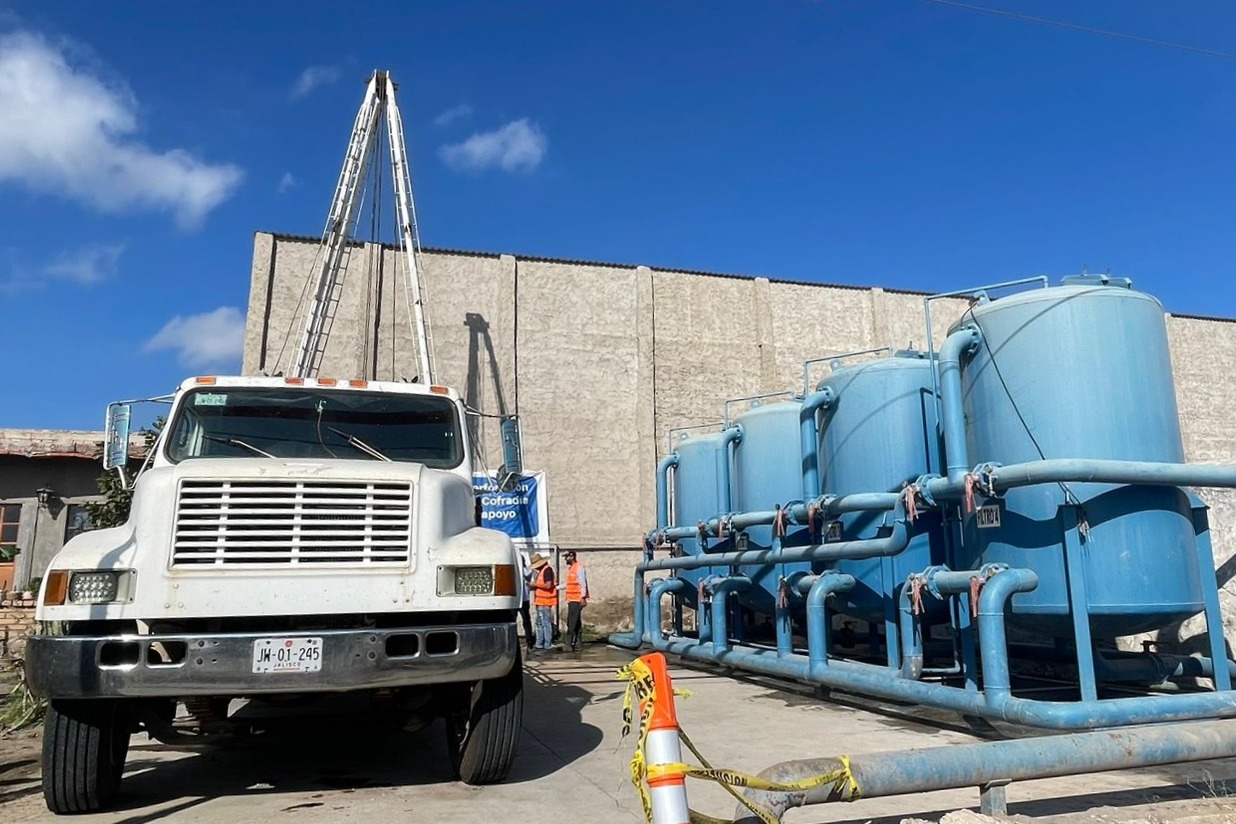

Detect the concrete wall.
xmin=246 ymin=233 xmax=1236 ymax=641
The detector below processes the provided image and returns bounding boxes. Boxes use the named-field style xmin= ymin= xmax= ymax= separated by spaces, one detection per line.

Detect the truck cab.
xmin=27 ymin=375 xmax=525 ymax=813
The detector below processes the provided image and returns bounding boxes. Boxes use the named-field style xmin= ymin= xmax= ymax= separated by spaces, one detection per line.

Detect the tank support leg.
xmin=957 ymin=592 xmax=979 ymax=692
xmin=1194 ymin=506 xmax=1232 ymax=691
xmin=882 ymin=555 xmax=901 ymax=669
xmin=1062 ymin=506 xmax=1098 ymax=702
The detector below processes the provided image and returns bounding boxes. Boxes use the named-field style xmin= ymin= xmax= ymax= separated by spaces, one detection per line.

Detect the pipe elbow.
xmin=940 ymin=324 xmax=982 ymax=363
xmin=977 ymin=569 xmax=1039 ymax=615
xmin=800 ymin=386 xmax=836 ymax=417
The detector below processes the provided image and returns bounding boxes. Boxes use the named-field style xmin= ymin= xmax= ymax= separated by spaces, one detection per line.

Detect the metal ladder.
xmin=291 ymin=71 xmax=435 ymax=383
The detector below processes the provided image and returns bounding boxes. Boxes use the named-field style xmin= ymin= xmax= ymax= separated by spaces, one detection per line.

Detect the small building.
xmin=0 ymin=429 xmax=140 ymax=590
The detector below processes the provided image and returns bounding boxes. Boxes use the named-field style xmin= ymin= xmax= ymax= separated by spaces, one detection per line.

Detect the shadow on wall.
xmin=464 ymin=312 xmax=510 ymax=463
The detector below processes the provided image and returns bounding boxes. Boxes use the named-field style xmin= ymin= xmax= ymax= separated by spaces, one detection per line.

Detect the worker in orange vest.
xmin=559 ymin=550 xmax=589 ymax=652
xmin=529 ymin=553 xmax=557 ymax=654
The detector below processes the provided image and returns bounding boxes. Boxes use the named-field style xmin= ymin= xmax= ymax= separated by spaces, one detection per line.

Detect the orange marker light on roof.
xmin=430 ymin=385 xmax=450 ymax=395
xmin=285 ymin=377 xmax=305 ymax=386
xmin=194 ymin=376 xmax=216 ymax=385
xmin=318 ymin=378 xmax=337 ymax=386
xmin=348 ymin=380 xmax=368 ymax=388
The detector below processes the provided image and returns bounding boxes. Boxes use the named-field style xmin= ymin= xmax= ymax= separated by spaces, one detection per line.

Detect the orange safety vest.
xmin=565 ymin=562 xmax=584 ymax=602
xmin=533 ymin=565 xmax=557 ymax=607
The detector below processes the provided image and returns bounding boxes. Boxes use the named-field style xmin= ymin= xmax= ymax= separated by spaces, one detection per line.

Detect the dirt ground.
xmin=4 ymin=648 xmax=1236 ymax=824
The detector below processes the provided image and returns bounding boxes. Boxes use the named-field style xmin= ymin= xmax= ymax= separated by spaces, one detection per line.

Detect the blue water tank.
xmin=732 ymin=401 xmax=806 ymax=614
xmin=671 ymin=432 xmax=731 ymax=607
xmin=953 ymin=278 xmax=1202 ymax=637
xmin=817 ymin=353 xmax=948 ymax=620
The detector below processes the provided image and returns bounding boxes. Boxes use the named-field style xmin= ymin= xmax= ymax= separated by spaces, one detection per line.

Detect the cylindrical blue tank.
xmin=732 ymin=401 xmax=806 ymax=615
xmin=817 ymin=353 xmax=948 ymax=621
xmin=953 ymin=278 xmax=1203 ymax=637
xmin=670 ymin=432 xmax=731 ymax=608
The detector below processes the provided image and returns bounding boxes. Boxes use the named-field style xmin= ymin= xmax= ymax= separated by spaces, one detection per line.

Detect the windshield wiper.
xmin=326 ymin=426 xmax=392 ymax=462
xmin=202 ymin=434 xmax=277 ymax=459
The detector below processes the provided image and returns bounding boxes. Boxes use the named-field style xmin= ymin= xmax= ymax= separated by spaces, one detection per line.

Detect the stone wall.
xmin=0 ymin=594 xmax=36 ymax=660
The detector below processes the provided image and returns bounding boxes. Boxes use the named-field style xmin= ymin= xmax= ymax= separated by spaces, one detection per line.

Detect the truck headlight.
xmin=69 ymin=571 xmax=120 ymax=604
xmin=455 ymin=566 xmax=494 ymax=595
xmin=437 ymin=564 xmax=517 ymax=597
xmin=41 ymin=570 xmax=134 ymax=606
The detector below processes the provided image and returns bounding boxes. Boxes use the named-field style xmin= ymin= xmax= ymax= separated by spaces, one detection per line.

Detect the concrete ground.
xmin=3 ymin=647 xmax=1236 ymax=824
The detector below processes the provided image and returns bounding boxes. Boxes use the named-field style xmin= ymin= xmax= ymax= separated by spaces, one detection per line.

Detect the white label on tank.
xmin=976 ymin=504 xmax=1002 ymax=529
xmin=825 ymin=521 xmax=843 ymax=543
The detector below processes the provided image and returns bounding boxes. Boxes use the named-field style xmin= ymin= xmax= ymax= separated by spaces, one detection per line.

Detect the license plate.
xmin=252 ymin=637 xmax=323 ymax=674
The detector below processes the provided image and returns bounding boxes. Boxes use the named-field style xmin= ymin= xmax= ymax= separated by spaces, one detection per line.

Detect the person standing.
xmin=518 ymin=549 xmax=534 ymax=652
xmin=560 ymin=550 xmax=589 ymax=652
xmin=529 ymin=553 xmax=557 ymax=653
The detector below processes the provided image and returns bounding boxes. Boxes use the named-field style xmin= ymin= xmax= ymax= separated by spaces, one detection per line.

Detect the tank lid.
xmin=1060 ymin=274 xmax=1132 ymax=290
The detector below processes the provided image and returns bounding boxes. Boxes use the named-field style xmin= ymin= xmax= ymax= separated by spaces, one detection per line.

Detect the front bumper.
xmin=25 ymin=622 xmax=517 ymax=699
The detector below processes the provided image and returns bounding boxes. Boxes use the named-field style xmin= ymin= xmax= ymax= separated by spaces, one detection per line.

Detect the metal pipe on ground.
xmin=734 ymin=718 xmax=1236 ymax=823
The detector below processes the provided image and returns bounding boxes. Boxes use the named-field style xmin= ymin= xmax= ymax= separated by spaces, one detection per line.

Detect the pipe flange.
xmin=919 ymin=565 xmax=953 ymax=600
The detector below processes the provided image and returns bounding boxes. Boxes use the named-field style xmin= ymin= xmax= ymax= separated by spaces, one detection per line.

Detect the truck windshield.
xmin=165 ymin=388 xmax=463 ymax=468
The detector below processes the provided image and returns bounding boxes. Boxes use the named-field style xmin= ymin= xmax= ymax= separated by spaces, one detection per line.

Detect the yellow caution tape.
xmin=617 ymin=661 xmax=860 ymax=824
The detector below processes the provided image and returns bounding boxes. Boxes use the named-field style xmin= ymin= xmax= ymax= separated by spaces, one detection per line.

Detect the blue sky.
xmin=3 ymin=1 xmax=1235 ymax=430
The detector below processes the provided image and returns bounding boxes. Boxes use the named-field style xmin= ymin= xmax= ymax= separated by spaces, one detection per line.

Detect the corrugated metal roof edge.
xmin=262 ymin=232 xmax=1236 ymax=322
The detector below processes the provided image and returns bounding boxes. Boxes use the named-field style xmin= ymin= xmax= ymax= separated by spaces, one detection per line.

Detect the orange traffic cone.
xmin=640 ymin=653 xmax=689 ymax=824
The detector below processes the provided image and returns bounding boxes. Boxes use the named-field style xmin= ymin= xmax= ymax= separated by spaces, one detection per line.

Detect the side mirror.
xmin=103 ymin=403 xmax=132 ymax=471
xmin=498 ymin=416 xmax=524 ymax=491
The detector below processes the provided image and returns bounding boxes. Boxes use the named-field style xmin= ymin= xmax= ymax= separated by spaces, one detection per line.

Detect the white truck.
xmin=27 ymin=375 xmax=527 ymax=812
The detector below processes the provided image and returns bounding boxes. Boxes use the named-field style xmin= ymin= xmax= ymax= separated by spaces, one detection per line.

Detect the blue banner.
xmin=473 ymin=472 xmax=546 ymax=541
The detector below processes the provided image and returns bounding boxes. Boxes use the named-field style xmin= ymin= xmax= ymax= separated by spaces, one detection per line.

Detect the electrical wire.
xmin=915 ymin=0 xmax=1236 ymax=62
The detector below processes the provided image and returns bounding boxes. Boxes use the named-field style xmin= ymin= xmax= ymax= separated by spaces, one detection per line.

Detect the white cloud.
xmin=277 ymin=171 xmax=298 ymax=194
xmin=290 ymin=65 xmax=340 ymax=100
xmin=439 ymin=119 xmax=547 ymax=173
xmin=0 ymin=31 xmax=243 ymax=229
xmin=45 ymin=243 xmax=125 ymax=284
xmin=1 ymin=243 xmax=125 ymax=294
xmin=144 ymin=306 xmax=246 ymax=368
xmin=433 ymin=104 xmax=472 ymax=127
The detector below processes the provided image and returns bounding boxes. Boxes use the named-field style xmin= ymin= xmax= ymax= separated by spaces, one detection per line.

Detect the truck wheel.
xmin=445 ymin=652 xmax=523 ymax=784
xmin=42 ymin=699 xmax=130 ymax=814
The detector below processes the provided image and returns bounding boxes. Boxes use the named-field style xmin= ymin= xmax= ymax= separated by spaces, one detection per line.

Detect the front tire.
xmin=42 ymin=699 xmax=130 ymax=814
xmin=445 ymin=652 xmax=523 ymax=784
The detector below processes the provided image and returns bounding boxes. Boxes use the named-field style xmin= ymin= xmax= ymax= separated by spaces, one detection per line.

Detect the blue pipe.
xmin=655 ymin=452 xmax=679 ymax=531
xmin=659 ymin=492 xmax=900 ymax=542
xmin=801 ymin=573 xmax=856 ymax=667
xmin=921 ymin=458 xmax=1236 ymax=503
xmin=986 ymin=458 xmax=1236 ymax=491
xmin=643 ymin=500 xmax=909 ymax=572
xmin=648 ymin=564 xmax=1236 ymax=730
xmin=707 ymin=576 xmax=753 ymax=654
xmin=648 ymin=577 xmax=688 ymax=647
xmin=900 ymin=566 xmax=1006 ymax=679
xmin=736 ymin=719 xmax=1236 ymax=823
xmin=608 ymin=569 xmax=648 ymax=648
xmin=798 ymin=387 xmax=835 ymax=500
xmin=939 ymin=325 xmax=981 ymax=481
xmin=719 ymin=425 xmax=743 ymax=514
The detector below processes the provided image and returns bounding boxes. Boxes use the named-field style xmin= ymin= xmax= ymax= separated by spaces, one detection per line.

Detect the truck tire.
xmin=42 ymin=699 xmax=130 ymax=814
xmin=445 ymin=652 xmax=523 ymax=784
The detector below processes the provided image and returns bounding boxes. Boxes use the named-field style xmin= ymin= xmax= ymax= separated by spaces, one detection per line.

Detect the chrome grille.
xmin=173 ymin=479 xmax=413 ymax=565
